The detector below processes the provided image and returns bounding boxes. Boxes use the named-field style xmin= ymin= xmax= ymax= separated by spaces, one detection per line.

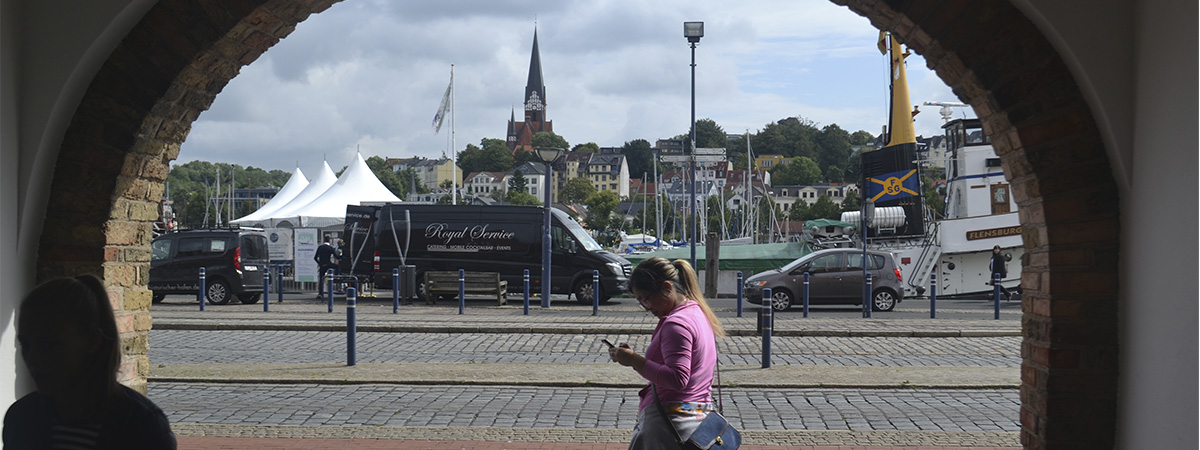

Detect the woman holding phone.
xmin=608 ymin=256 xmax=725 ymax=448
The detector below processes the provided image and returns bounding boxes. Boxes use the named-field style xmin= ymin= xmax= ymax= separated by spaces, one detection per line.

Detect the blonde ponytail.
xmin=671 ymin=259 xmax=725 ymax=338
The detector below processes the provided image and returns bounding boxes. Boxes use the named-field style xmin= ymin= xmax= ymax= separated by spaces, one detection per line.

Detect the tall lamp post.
xmin=535 ymin=147 xmax=565 ymax=308
xmin=684 ymin=21 xmax=703 ymax=270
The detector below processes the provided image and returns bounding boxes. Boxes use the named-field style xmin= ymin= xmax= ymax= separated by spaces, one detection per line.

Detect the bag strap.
xmin=651 ymin=384 xmax=686 ymax=444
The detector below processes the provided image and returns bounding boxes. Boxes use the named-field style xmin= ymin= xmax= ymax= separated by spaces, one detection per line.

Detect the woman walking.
xmin=608 ymin=257 xmax=725 ymax=449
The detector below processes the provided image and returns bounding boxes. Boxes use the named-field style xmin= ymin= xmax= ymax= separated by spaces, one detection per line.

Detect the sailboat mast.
xmin=450 ymin=64 xmax=457 ymax=205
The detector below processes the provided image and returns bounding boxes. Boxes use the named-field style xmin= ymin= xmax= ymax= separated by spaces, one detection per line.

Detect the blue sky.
xmin=179 ymin=0 xmax=976 ymax=178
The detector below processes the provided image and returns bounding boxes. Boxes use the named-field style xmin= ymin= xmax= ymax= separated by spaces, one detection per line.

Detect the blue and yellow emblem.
xmin=867 ymin=169 xmax=919 ymax=202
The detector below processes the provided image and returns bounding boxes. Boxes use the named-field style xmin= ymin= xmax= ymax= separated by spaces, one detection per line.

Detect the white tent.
xmin=230 ymin=167 xmax=308 ymax=227
xmin=263 ymin=161 xmax=338 ymax=227
xmin=268 ymin=153 xmax=401 ymax=228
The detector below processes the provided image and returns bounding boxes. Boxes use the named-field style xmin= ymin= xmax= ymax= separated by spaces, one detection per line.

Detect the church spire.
xmin=523 ymin=27 xmax=546 ymax=126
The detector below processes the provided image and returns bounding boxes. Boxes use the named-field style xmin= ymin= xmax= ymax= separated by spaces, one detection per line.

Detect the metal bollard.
xmin=930 ymin=274 xmax=938 ymax=319
xmin=327 ymin=269 xmax=335 ymax=313
xmin=346 ymin=287 xmax=357 ymax=366
xmin=592 ymin=270 xmax=599 ymax=316
xmin=864 ymin=273 xmax=873 ymax=318
xmin=761 ymin=288 xmax=772 ymax=369
xmin=994 ymin=273 xmax=1002 ymax=320
xmin=263 ymin=266 xmax=270 ymax=312
xmin=276 ymin=265 xmax=284 ymax=303
xmin=393 ymin=268 xmax=400 ymax=314
xmin=803 ymin=272 xmax=810 ymax=318
xmin=736 ymin=271 xmax=743 ymax=318
xmin=198 ymin=267 xmax=206 ymax=311
xmin=523 ymin=269 xmax=530 ymax=316
xmin=458 ymin=269 xmax=465 ymax=315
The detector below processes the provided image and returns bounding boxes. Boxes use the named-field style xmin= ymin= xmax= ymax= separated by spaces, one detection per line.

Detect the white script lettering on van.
xmin=425 ymin=223 xmax=517 ymax=245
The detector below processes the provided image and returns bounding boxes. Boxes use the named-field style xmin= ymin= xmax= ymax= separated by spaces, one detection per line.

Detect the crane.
xmin=922 ymin=101 xmax=969 ymax=122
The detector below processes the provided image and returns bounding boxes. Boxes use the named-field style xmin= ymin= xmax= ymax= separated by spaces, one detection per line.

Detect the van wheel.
xmin=872 ymin=289 xmax=898 ymax=311
xmin=573 ymin=280 xmax=599 ymax=305
xmin=770 ymin=288 xmax=794 ymax=311
xmin=205 ymin=279 xmax=232 ymax=305
xmin=152 ymin=292 xmax=165 ymax=304
xmin=238 ymin=293 xmax=261 ymax=304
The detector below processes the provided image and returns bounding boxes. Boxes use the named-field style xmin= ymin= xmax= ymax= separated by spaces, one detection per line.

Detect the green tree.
xmin=850 ymin=130 xmax=875 ymax=146
xmin=807 ymin=195 xmax=842 ymax=220
xmin=458 ymin=138 xmax=514 ymax=174
xmin=674 ymin=118 xmax=728 ymax=150
xmin=505 ymin=190 xmax=541 ymax=206
xmin=841 ymin=189 xmax=861 ymax=212
xmin=816 ymin=124 xmax=853 ymax=181
xmin=560 ymin=177 xmax=596 ymax=204
xmin=788 ymin=200 xmax=810 ymax=221
xmin=507 ymin=168 xmax=529 ymax=195
xmin=770 ymin=156 xmax=822 ymax=185
xmin=621 ymin=139 xmax=654 ymax=180
xmin=572 ymin=142 xmax=600 ymax=153
xmin=584 ymin=190 xmax=621 ymax=235
xmin=531 ymin=131 xmax=569 ymax=150
xmin=755 ymin=116 xmax=818 ymax=159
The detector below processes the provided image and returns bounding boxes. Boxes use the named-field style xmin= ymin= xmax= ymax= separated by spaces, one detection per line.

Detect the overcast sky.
xmin=178 ymin=0 xmax=976 ymax=178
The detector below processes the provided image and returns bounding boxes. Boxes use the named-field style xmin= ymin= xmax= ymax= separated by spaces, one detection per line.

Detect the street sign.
xmin=660 ymin=155 xmax=726 ymax=163
xmin=695 ymin=148 xmax=725 ymax=155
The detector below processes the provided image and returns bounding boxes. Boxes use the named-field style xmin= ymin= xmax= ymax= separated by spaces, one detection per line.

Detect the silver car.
xmin=744 ymin=248 xmax=904 ymax=311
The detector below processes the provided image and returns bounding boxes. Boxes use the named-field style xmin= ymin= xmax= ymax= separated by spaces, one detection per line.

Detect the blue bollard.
xmin=736 ymin=271 xmax=743 ymax=318
xmin=198 ymin=267 xmax=206 ymax=311
xmin=803 ymin=272 xmax=810 ymax=318
xmin=458 ymin=269 xmax=465 ymax=315
xmin=761 ymin=288 xmax=772 ymax=369
xmin=263 ymin=266 xmax=270 ymax=312
xmin=327 ymin=269 xmax=334 ymax=313
xmin=592 ymin=270 xmax=599 ymax=316
xmin=393 ymin=268 xmax=400 ymax=314
xmin=930 ymin=274 xmax=937 ymax=319
xmin=864 ymin=273 xmax=873 ymax=318
xmin=994 ymin=273 xmax=1002 ymax=320
xmin=346 ymin=287 xmax=357 ymax=366
xmin=523 ymin=269 xmax=530 ymax=316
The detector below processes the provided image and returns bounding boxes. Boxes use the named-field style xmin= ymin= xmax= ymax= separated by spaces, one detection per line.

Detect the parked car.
xmin=149 ymin=228 xmax=270 ymax=305
xmin=744 ymin=248 xmax=904 ymax=311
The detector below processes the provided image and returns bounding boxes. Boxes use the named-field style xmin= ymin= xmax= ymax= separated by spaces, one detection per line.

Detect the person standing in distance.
xmin=5 ymin=275 xmax=177 ymax=449
xmin=990 ymin=244 xmax=1013 ymax=300
xmin=608 ymin=257 xmax=725 ymax=448
xmin=315 ymin=234 xmax=338 ymax=299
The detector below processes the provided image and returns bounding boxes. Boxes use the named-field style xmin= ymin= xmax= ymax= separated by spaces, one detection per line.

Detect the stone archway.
xmin=35 ymin=1 xmax=1119 ymax=448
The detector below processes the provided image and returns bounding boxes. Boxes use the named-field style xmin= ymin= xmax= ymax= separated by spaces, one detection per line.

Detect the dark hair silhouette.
xmin=19 ymin=275 xmax=121 ymax=397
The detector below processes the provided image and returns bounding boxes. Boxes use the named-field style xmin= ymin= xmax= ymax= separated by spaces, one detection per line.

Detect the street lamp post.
xmin=684 ymin=21 xmax=703 ymax=270
xmin=534 ymin=147 xmax=565 ymax=308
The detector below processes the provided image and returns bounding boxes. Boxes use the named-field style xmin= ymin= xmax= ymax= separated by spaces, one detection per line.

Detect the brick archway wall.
xmin=35 ymin=1 xmax=1119 ymax=449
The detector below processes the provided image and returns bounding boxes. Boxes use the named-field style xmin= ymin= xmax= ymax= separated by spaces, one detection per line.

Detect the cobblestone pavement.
xmin=150 ymin=330 xmax=1020 ymax=367
xmin=151 ymin=383 xmax=1018 ymax=433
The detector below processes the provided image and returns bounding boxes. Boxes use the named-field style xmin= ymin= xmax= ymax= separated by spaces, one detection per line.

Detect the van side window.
xmin=847 ymin=253 xmax=887 ymax=270
xmin=177 ymin=238 xmax=206 ymax=258
xmin=550 ymin=226 xmax=571 ymax=252
xmin=151 ymin=239 xmax=172 ymax=261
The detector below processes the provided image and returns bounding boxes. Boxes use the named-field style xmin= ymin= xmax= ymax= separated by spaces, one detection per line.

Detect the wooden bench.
xmin=423 ymin=271 xmax=508 ymax=305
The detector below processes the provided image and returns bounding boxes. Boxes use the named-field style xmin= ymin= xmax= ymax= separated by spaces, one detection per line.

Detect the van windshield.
xmin=558 ymin=215 xmax=602 ymax=252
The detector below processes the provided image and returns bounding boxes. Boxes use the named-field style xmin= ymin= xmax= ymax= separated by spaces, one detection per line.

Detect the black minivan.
xmin=149 ymin=228 xmax=270 ymax=304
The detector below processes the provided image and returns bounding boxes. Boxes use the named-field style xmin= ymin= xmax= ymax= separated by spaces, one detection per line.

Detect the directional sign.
xmin=695 ymin=148 xmax=726 ymax=155
xmin=660 ymin=155 xmax=726 ymax=163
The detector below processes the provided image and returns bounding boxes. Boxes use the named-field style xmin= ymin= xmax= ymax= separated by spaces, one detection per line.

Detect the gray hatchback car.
xmin=744 ymin=248 xmax=904 ymax=311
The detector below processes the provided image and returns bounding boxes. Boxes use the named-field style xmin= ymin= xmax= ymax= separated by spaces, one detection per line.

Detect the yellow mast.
xmin=878 ymin=31 xmax=917 ymax=147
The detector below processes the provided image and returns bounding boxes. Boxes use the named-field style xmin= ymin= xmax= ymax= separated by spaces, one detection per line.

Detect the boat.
xmin=822 ymin=31 xmax=1022 ymax=299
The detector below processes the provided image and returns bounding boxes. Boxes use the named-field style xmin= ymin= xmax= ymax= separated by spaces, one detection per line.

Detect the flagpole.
xmin=450 ymin=64 xmax=457 ymax=205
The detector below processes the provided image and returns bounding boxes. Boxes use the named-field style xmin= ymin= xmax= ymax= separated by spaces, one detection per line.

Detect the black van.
xmin=149 ymin=228 xmax=270 ymax=305
xmin=341 ymin=204 xmax=631 ymax=304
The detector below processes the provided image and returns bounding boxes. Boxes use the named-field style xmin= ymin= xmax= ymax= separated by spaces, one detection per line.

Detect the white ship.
xmin=833 ymin=32 xmax=1022 ymax=299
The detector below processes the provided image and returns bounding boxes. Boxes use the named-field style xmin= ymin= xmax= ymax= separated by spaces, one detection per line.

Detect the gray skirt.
xmin=628 ymin=403 xmax=712 ymax=450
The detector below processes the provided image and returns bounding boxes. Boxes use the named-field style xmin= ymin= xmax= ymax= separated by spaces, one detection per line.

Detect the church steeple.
xmin=523 ymin=27 xmax=546 ymax=126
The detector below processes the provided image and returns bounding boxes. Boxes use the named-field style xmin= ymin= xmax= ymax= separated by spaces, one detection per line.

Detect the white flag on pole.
xmin=432 ymin=80 xmax=452 ymax=134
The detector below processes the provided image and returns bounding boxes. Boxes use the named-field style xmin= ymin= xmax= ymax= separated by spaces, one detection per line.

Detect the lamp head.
xmin=534 ymin=147 xmax=565 ymax=164
xmin=684 ymin=21 xmax=704 ymax=43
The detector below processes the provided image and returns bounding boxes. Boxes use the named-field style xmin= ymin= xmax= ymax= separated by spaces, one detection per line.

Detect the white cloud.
xmin=179 ymin=0 xmax=969 ymax=177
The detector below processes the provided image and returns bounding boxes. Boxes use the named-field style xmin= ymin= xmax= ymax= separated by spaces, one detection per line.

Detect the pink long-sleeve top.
xmin=636 ymin=300 xmax=717 ymax=412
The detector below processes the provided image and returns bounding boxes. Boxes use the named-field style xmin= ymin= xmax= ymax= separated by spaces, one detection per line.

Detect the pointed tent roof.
xmin=264 ymin=161 xmax=338 ymax=226
xmin=270 ymin=153 xmax=401 ymax=228
xmin=230 ymin=167 xmax=309 ymax=226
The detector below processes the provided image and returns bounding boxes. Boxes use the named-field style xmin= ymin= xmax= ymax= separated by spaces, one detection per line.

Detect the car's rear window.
xmin=240 ymin=234 xmax=269 ymax=260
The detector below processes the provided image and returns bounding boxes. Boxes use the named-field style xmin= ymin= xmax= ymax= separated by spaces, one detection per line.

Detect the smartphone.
xmin=601 ymin=338 xmax=615 ymax=348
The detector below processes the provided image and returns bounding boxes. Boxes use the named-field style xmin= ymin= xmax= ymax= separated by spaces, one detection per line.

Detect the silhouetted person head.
xmin=18 ymin=275 xmax=120 ymax=408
